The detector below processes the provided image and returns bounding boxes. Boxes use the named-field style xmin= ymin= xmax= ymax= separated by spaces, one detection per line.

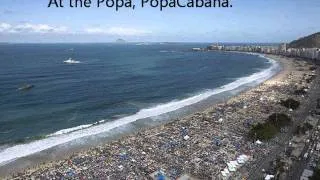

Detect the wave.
xmin=47 ymin=124 xmax=93 ymax=137
xmin=0 ymin=130 xmax=13 ymax=134
xmin=0 ymin=54 xmax=280 ymax=165
xmin=135 ymin=43 xmax=151 ymax=46
xmin=47 ymin=120 xmax=106 ymax=137
xmin=159 ymin=50 xmax=177 ymax=53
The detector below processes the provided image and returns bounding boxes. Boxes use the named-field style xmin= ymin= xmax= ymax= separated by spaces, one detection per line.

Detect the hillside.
xmin=115 ymin=38 xmax=126 ymax=43
xmin=289 ymin=32 xmax=320 ymax=48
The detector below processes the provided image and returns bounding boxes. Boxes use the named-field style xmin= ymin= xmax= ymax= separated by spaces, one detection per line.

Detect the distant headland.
xmin=115 ymin=38 xmax=126 ymax=43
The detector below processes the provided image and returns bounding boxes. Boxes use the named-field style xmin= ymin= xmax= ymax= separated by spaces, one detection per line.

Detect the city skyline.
xmin=0 ymin=0 xmax=319 ymax=43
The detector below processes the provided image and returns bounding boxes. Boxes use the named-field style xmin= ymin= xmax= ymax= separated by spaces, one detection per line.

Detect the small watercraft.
xmin=18 ymin=84 xmax=34 ymax=91
xmin=64 ymin=58 xmax=80 ymax=64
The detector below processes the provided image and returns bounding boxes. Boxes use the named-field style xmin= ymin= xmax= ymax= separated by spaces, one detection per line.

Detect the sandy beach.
xmin=2 ymin=54 xmax=319 ymax=179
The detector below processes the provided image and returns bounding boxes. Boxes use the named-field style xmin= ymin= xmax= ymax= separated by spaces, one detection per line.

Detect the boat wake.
xmin=0 ymin=54 xmax=280 ymax=165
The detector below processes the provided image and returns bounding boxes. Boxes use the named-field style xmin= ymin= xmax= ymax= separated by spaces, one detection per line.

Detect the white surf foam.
xmin=47 ymin=120 xmax=107 ymax=137
xmin=48 ymin=124 xmax=93 ymax=137
xmin=0 ymin=54 xmax=279 ymax=165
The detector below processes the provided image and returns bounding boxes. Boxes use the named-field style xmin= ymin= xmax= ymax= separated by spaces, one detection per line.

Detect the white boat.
xmin=64 ymin=58 xmax=80 ymax=64
xmin=18 ymin=84 xmax=34 ymax=91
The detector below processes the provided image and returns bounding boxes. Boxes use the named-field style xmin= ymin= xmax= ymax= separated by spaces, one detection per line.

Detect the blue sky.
xmin=0 ymin=0 xmax=319 ymax=43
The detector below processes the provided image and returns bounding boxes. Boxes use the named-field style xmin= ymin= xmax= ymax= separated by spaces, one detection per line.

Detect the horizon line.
xmin=0 ymin=41 xmax=284 ymax=44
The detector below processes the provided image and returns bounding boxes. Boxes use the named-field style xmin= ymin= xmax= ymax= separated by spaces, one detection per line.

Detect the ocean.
xmin=0 ymin=43 xmax=279 ymax=165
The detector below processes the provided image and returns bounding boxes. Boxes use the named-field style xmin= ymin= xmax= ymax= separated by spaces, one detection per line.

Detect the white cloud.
xmin=0 ymin=22 xmax=68 ymax=33
xmin=85 ymin=27 xmax=151 ymax=36
xmin=0 ymin=23 xmax=151 ymax=37
xmin=0 ymin=23 xmax=12 ymax=32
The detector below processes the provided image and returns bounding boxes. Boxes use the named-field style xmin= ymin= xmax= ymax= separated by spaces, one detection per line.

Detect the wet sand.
xmin=2 ymin=55 xmax=319 ymax=179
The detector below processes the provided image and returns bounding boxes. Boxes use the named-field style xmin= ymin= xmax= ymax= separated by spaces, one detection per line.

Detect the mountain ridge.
xmin=289 ymin=32 xmax=320 ymax=48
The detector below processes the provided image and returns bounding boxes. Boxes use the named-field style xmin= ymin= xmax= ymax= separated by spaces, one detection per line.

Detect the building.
xmin=205 ymin=43 xmax=320 ymax=62
xmin=279 ymin=43 xmax=288 ymax=54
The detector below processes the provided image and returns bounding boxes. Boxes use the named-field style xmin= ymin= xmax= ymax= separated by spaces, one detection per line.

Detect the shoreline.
xmin=2 ymin=54 xmax=318 ymax=179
